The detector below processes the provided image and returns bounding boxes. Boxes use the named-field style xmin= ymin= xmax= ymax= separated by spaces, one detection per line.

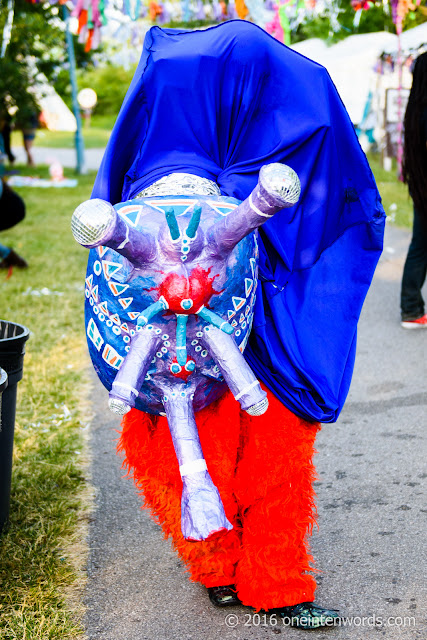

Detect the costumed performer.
xmin=400 ymin=52 xmax=427 ymax=329
xmin=90 ymin=21 xmax=386 ymax=628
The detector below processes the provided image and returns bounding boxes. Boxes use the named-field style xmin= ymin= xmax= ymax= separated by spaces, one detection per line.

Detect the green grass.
xmin=0 ymin=166 xmax=95 ymax=639
xmin=11 ymin=114 xmax=115 ymax=150
xmin=367 ymin=152 xmax=413 ymax=228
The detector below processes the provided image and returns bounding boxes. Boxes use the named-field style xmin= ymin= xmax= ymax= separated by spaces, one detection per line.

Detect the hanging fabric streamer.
xmin=150 ymin=0 xmax=164 ymax=20
xmin=235 ymin=0 xmax=249 ymax=19
xmin=182 ymin=0 xmax=191 ymax=21
xmin=132 ymin=0 xmax=142 ymax=20
xmin=278 ymin=3 xmax=290 ymax=45
xmin=1 ymin=0 xmax=15 ymax=58
xmin=73 ymin=0 xmax=104 ymax=51
xmin=265 ymin=4 xmax=284 ymax=42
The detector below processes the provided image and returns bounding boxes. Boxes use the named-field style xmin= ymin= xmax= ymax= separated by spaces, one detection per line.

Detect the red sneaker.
xmin=401 ymin=314 xmax=427 ymax=329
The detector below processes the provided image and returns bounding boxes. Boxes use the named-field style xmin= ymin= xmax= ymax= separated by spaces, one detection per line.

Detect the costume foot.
xmin=0 ymin=249 xmax=28 ymax=269
xmin=208 ymin=585 xmax=241 ymax=607
xmin=277 ymin=602 xmax=340 ymax=629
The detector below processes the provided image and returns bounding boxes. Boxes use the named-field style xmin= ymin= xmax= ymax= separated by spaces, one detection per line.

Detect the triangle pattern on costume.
xmin=208 ymin=201 xmax=238 ymax=217
xmin=128 ymin=311 xmax=140 ymax=320
xmin=102 ymin=344 xmax=123 ymax=370
xmin=250 ymin=258 xmax=256 ymax=278
xmin=117 ymin=204 xmax=143 ymax=227
xmin=227 ymin=310 xmax=236 ymax=320
xmin=121 ymin=323 xmax=130 ymax=333
xmin=119 ymin=297 xmax=133 ymax=310
xmin=98 ymin=246 xmax=109 ymax=258
xmin=109 ymin=281 xmax=129 ymax=297
xmin=232 ymin=296 xmax=246 ymax=312
xmin=245 ymin=278 xmax=253 ymax=297
xmin=239 ymin=313 xmax=245 ymax=323
xmin=85 ymin=274 xmax=93 ymax=288
xmin=145 ymin=199 xmax=197 ymax=217
xmin=99 ymin=301 xmax=109 ymax=315
xmin=102 ymin=260 xmax=122 ymax=280
xmin=231 ymin=319 xmax=238 ymax=327
xmin=91 ymin=285 xmax=99 ymax=303
xmin=110 ymin=313 xmax=121 ymax=325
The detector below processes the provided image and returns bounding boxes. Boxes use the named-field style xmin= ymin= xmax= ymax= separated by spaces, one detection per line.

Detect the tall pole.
xmin=396 ymin=29 xmax=403 ymax=180
xmin=63 ymin=5 xmax=86 ymax=175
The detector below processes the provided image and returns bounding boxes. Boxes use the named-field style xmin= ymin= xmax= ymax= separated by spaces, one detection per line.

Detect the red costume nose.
xmin=159 ymin=266 xmax=219 ymax=314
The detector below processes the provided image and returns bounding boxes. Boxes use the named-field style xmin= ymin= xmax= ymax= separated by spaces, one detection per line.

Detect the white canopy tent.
xmin=291 ymin=32 xmax=402 ymax=125
xmin=36 ymin=84 xmax=77 ymax=132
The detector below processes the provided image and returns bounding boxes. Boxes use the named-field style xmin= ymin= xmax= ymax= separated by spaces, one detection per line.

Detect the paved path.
xmin=84 ymin=222 xmax=426 ymax=640
xmin=11 ymin=146 xmax=105 ymax=171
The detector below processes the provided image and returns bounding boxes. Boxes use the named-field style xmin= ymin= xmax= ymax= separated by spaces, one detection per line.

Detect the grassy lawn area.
xmin=10 ymin=115 xmax=115 ymax=150
xmin=367 ymin=152 xmax=413 ymax=228
xmin=0 ymin=166 xmax=95 ymax=639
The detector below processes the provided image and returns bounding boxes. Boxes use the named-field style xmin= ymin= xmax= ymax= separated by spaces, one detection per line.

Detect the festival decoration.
xmin=351 ymin=0 xmax=372 ymax=27
xmin=72 ymin=164 xmax=301 ymax=540
xmin=1 ymin=0 xmax=15 ymax=58
xmin=348 ymin=0 xmax=423 ymax=174
xmin=235 ymin=0 xmax=249 ymax=19
xmin=265 ymin=5 xmax=285 ymax=42
xmin=72 ymin=0 xmax=107 ymax=52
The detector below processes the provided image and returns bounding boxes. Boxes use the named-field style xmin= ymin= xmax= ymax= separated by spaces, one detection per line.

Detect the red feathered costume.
xmin=119 ymin=385 xmax=320 ymax=610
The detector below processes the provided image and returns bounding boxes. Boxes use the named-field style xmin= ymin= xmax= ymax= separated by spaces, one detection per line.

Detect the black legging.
xmin=0 ymin=181 xmax=25 ymax=232
xmin=400 ymin=207 xmax=427 ymax=320
xmin=1 ymin=122 xmax=14 ymax=163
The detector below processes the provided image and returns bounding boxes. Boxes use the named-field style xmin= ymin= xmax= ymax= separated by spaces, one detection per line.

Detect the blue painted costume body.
xmin=84 ymin=194 xmax=257 ymax=415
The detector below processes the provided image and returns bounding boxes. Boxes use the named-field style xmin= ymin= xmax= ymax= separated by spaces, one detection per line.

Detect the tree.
xmin=293 ymin=0 xmax=426 ymax=43
xmin=0 ymin=0 xmax=94 ymax=124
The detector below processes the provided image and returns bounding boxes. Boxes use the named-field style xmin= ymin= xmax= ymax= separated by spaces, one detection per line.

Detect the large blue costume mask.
xmin=92 ymin=20 xmax=385 ymax=423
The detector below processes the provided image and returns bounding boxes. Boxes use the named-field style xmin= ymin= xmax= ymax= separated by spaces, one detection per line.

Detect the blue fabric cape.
xmin=92 ymin=20 xmax=386 ymax=423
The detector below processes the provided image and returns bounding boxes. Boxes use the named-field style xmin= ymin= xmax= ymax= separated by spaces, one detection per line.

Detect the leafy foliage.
xmin=0 ymin=0 xmax=94 ymax=126
xmin=0 ymin=165 xmax=96 ymax=639
xmin=293 ymin=0 xmax=426 ymax=43
xmin=55 ymin=64 xmax=136 ymax=117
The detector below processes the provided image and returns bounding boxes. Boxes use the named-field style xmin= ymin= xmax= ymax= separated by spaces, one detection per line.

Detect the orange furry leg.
xmin=118 ymin=386 xmax=320 ymax=605
xmin=234 ymin=389 xmax=320 ymax=610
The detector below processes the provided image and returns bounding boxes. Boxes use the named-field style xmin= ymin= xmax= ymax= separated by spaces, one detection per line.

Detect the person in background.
xmin=15 ymin=107 xmax=38 ymax=168
xmin=401 ymin=52 xmax=427 ymax=328
xmin=0 ymin=133 xmax=27 ymax=269
xmin=0 ymin=111 xmax=15 ymax=165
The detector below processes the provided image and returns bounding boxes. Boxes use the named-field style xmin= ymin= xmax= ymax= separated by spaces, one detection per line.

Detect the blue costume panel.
xmin=92 ymin=20 xmax=385 ymax=423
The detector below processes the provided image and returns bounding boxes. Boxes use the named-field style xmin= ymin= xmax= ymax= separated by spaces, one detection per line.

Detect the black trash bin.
xmin=0 ymin=320 xmax=29 ymax=533
xmin=0 ymin=367 xmax=7 ymax=399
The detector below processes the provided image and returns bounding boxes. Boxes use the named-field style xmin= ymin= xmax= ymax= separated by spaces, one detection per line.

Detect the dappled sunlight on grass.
xmin=0 ymin=166 xmax=94 ymax=639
